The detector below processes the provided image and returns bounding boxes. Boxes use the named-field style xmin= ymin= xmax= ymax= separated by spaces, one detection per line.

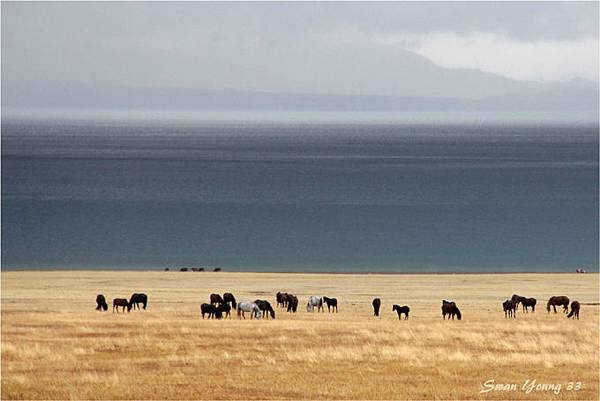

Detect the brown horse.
xmin=567 ymin=301 xmax=580 ymax=319
xmin=372 ymin=298 xmax=381 ymax=317
xmin=218 ymin=303 xmax=231 ymax=318
xmin=96 ymin=294 xmax=108 ymax=311
xmin=223 ymin=292 xmax=237 ymax=309
xmin=392 ymin=305 xmax=410 ymax=320
xmin=210 ymin=293 xmax=224 ymax=306
xmin=276 ymin=292 xmax=289 ymax=308
xmin=503 ymin=299 xmax=516 ymax=318
xmin=441 ymin=300 xmax=461 ymax=320
xmin=286 ymin=295 xmax=298 ymax=313
xmin=547 ymin=296 xmax=569 ymax=313
xmin=113 ymin=298 xmax=131 ymax=313
xmin=521 ymin=297 xmax=536 ymax=313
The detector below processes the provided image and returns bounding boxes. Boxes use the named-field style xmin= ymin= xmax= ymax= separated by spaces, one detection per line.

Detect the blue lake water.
xmin=1 ymin=119 xmax=598 ymax=272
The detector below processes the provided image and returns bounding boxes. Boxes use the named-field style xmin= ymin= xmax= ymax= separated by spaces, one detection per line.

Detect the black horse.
xmin=276 ymin=292 xmax=289 ymax=308
xmin=323 ymin=296 xmax=338 ymax=313
xmin=286 ymin=295 xmax=298 ymax=313
xmin=503 ymin=299 xmax=516 ymax=318
xmin=441 ymin=300 xmax=462 ymax=320
xmin=96 ymin=294 xmax=108 ymax=311
xmin=129 ymin=293 xmax=148 ymax=310
xmin=254 ymin=300 xmax=276 ymax=319
xmin=521 ymin=297 xmax=536 ymax=313
xmin=372 ymin=298 xmax=381 ymax=317
xmin=567 ymin=301 xmax=580 ymax=319
xmin=547 ymin=296 xmax=569 ymax=313
xmin=201 ymin=303 xmax=222 ymax=319
xmin=223 ymin=292 xmax=237 ymax=309
xmin=210 ymin=293 xmax=224 ymax=306
xmin=113 ymin=298 xmax=131 ymax=313
xmin=218 ymin=303 xmax=231 ymax=318
xmin=392 ymin=304 xmax=410 ymax=320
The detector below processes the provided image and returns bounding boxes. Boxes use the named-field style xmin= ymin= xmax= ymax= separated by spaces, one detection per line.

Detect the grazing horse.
xmin=441 ymin=300 xmax=462 ymax=320
xmin=200 ymin=303 xmax=222 ymax=319
xmin=372 ymin=298 xmax=381 ymax=317
xmin=254 ymin=300 xmax=276 ymax=319
xmin=210 ymin=293 xmax=224 ymax=306
xmin=306 ymin=296 xmax=324 ymax=312
xmin=521 ymin=297 xmax=536 ymax=313
xmin=392 ymin=305 xmax=410 ymax=320
xmin=276 ymin=292 xmax=289 ymax=308
xmin=503 ymin=299 xmax=516 ymax=318
xmin=547 ymin=296 xmax=569 ymax=313
xmin=113 ymin=298 xmax=131 ymax=313
xmin=286 ymin=295 xmax=298 ymax=313
xmin=129 ymin=293 xmax=148 ymax=310
xmin=237 ymin=302 xmax=261 ymax=319
xmin=218 ymin=303 xmax=231 ymax=318
xmin=511 ymin=294 xmax=525 ymax=310
xmin=567 ymin=301 xmax=580 ymax=319
xmin=96 ymin=294 xmax=108 ymax=311
xmin=323 ymin=296 xmax=338 ymax=313
xmin=223 ymin=292 xmax=237 ymax=309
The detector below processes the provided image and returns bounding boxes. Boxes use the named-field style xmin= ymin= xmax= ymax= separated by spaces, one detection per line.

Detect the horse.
xmin=441 ymin=300 xmax=461 ymax=320
xmin=372 ymin=298 xmax=381 ymax=317
xmin=200 ymin=303 xmax=222 ymax=319
xmin=286 ymin=295 xmax=298 ymax=313
xmin=306 ymin=296 xmax=324 ymax=312
xmin=210 ymin=293 xmax=224 ymax=306
xmin=223 ymin=292 xmax=237 ymax=309
xmin=129 ymin=293 xmax=147 ymax=310
xmin=254 ymin=300 xmax=276 ymax=319
xmin=567 ymin=301 xmax=580 ymax=319
xmin=96 ymin=294 xmax=108 ymax=311
xmin=276 ymin=292 xmax=289 ymax=308
xmin=113 ymin=298 xmax=131 ymax=313
xmin=323 ymin=296 xmax=338 ymax=313
xmin=218 ymin=303 xmax=231 ymax=318
xmin=521 ymin=297 xmax=536 ymax=313
xmin=502 ymin=299 xmax=516 ymax=318
xmin=547 ymin=296 xmax=569 ymax=313
xmin=392 ymin=304 xmax=410 ymax=320
xmin=237 ymin=301 xmax=261 ymax=319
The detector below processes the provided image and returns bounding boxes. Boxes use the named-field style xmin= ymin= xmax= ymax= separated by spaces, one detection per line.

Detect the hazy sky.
xmin=2 ymin=2 xmax=598 ymax=98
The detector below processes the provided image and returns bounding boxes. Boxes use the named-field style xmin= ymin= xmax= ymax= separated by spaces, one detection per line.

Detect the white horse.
xmin=306 ymin=296 xmax=324 ymax=312
xmin=237 ymin=301 xmax=261 ymax=319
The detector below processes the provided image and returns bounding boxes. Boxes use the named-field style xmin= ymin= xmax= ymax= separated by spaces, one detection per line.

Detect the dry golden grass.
xmin=1 ymin=271 xmax=598 ymax=400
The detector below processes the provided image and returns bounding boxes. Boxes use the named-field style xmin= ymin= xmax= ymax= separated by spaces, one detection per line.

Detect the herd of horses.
xmin=502 ymin=294 xmax=580 ymax=319
xmin=96 ymin=291 xmax=582 ymax=320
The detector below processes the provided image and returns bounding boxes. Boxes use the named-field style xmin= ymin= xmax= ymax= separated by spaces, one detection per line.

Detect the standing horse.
xmin=201 ymin=303 xmax=222 ymax=319
xmin=521 ymin=297 xmax=536 ymax=313
xmin=547 ymin=296 xmax=569 ymax=313
xmin=567 ymin=301 xmax=580 ymax=319
xmin=113 ymin=298 xmax=131 ymax=313
xmin=503 ymin=299 xmax=516 ymax=318
xmin=323 ymin=296 xmax=338 ymax=313
xmin=441 ymin=300 xmax=462 ymax=320
xmin=276 ymin=292 xmax=289 ymax=308
xmin=306 ymin=296 xmax=324 ymax=312
xmin=223 ymin=292 xmax=237 ymax=309
xmin=237 ymin=302 xmax=261 ymax=319
xmin=286 ymin=295 xmax=298 ymax=313
xmin=96 ymin=294 xmax=108 ymax=311
xmin=129 ymin=293 xmax=148 ymax=310
xmin=218 ymin=303 xmax=232 ymax=318
xmin=392 ymin=305 xmax=410 ymax=320
xmin=254 ymin=300 xmax=276 ymax=319
xmin=511 ymin=294 xmax=525 ymax=311
xmin=372 ymin=298 xmax=381 ymax=317
xmin=210 ymin=293 xmax=224 ymax=306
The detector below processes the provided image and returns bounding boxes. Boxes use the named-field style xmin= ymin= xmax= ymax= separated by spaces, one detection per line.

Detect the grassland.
xmin=1 ymin=271 xmax=598 ymax=400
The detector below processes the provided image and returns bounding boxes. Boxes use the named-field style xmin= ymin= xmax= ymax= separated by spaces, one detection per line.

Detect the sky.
xmin=1 ymin=1 xmax=598 ymax=102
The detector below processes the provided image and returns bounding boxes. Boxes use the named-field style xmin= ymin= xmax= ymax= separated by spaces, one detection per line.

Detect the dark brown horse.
xmin=129 ymin=293 xmax=147 ymax=310
xmin=276 ymin=292 xmax=289 ymax=308
xmin=503 ymin=299 xmax=516 ymax=318
xmin=210 ymin=293 xmax=224 ymax=306
xmin=201 ymin=303 xmax=222 ymax=319
xmin=372 ymin=298 xmax=381 ymax=317
xmin=547 ymin=296 xmax=569 ymax=313
xmin=286 ymin=295 xmax=298 ymax=313
xmin=254 ymin=300 xmax=276 ymax=319
xmin=223 ymin=292 xmax=237 ymax=309
xmin=441 ymin=300 xmax=461 ymax=320
xmin=113 ymin=298 xmax=131 ymax=313
xmin=567 ymin=301 xmax=580 ymax=319
xmin=521 ymin=297 xmax=536 ymax=313
xmin=96 ymin=294 xmax=108 ymax=311
xmin=218 ymin=303 xmax=231 ymax=318
xmin=323 ymin=296 xmax=338 ymax=313
xmin=392 ymin=304 xmax=410 ymax=320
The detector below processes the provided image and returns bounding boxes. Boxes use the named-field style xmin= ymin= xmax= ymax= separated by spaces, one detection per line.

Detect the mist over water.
xmin=1 ymin=118 xmax=598 ymax=272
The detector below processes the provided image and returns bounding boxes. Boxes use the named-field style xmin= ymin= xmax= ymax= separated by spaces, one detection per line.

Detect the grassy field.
xmin=1 ymin=271 xmax=598 ymax=400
